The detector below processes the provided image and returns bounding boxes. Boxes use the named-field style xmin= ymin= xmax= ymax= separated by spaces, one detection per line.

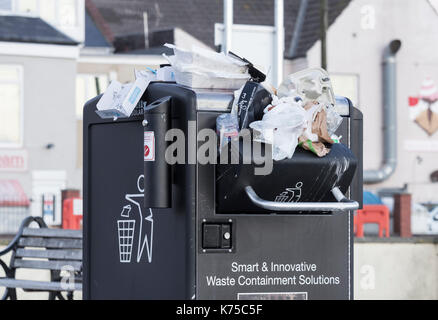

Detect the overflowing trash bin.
xmin=83 ymin=45 xmax=362 ymax=300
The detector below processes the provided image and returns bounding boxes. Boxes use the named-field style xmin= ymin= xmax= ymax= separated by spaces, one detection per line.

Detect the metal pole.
xmin=288 ymin=0 xmax=308 ymax=58
xmin=320 ymin=0 xmax=328 ymax=70
xmin=223 ymin=0 xmax=233 ymax=53
xmin=275 ymin=0 xmax=284 ymax=87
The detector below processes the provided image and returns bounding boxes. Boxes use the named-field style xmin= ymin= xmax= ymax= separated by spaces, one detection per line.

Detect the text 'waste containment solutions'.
xmin=83 ymin=82 xmax=363 ymax=300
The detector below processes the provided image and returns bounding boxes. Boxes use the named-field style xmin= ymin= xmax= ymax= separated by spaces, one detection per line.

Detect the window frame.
xmin=76 ymin=73 xmax=109 ymax=120
xmin=329 ymin=72 xmax=360 ymax=108
xmin=0 ymin=0 xmax=12 ymax=13
xmin=0 ymin=64 xmax=24 ymax=149
xmin=0 ymin=0 xmax=78 ymax=28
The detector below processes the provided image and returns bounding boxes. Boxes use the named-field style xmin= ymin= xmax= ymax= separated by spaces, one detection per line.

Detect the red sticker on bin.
xmin=144 ymin=131 xmax=155 ymax=161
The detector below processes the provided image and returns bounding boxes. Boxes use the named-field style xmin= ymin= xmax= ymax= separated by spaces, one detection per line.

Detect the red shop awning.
xmin=0 ymin=180 xmax=30 ymax=207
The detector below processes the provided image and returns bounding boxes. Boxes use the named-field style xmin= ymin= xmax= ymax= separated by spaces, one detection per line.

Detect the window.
xmin=17 ymin=0 xmax=37 ymax=14
xmin=330 ymin=73 xmax=360 ymax=107
xmin=0 ymin=0 xmax=12 ymax=11
xmin=39 ymin=0 xmax=56 ymax=22
xmin=1 ymin=0 xmax=78 ymax=27
xmin=75 ymin=74 xmax=108 ymax=119
xmin=0 ymin=65 xmax=23 ymax=147
xmin=76 ymin=74 xmax=108 ymax=168
xmin=58 ymin=0 xmax=76 ymax=27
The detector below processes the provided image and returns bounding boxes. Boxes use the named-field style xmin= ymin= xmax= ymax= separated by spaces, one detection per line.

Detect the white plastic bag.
xmin=250 ymin=100 xmax=306 ymax=161
xmin=302 ymin=103 xmax=322 ymax=142
xmin=325 ymin=104 xmax=343 ymax=135
xmin=278 ymin=67 xmax=343 ymax=137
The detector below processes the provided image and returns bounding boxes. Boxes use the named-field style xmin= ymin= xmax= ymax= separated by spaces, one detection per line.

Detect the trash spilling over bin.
xmin=84 ymin=44 xmax=363 ymax=300
xmin=230 ymin=68 xmax=344 ymax=160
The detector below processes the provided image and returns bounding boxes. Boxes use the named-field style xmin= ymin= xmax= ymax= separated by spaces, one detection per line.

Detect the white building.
xmin=0 ymin=0 xmax=165 ymax=229
xmin=305 ymin=0 xmax=438 ymax=205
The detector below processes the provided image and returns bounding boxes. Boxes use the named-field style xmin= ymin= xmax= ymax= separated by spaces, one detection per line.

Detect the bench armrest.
xmin=0 ymin=216 xmax=47 ymax=257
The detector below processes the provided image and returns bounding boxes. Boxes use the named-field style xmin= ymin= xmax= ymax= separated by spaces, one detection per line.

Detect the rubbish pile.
xmin=229 ymin=68 xmax=343 ymax=160
xmin=95 ymin=44 xmax=253 ymax=119
xmin=95 ymin=44 xmax=344 ymax=161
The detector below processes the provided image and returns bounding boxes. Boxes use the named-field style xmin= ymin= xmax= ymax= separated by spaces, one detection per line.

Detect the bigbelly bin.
xmin=83 ymin=82 xmax=363 ymax=300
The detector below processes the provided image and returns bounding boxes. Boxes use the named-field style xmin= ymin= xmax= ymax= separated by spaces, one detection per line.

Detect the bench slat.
xmin=15 ymin=249 xmax=82 ymax=261
xmin=22 ymin=228 xmax=82 ymax=239
xmin=18 ymin=237 xmax=82 ymax=249
xmin=13 ymin=259 xmax=82 ymax=271
xmin=0 ymin=278 xmax=82 ymax=291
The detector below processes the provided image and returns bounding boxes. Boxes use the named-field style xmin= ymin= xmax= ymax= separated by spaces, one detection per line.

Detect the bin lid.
xmin=0 ymin=180 xmax=30 ymax=207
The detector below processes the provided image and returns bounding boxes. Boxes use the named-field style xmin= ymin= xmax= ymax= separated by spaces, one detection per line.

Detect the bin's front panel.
xmin=197 ymin=214 xmax=352 ymax=300
xmin=196 ymin=112 xmax=353 ymax=300
xmin=84 ymin=83 xmax=198 ymax=299
xmin=86 ymin=119 xmax=188 ymax=299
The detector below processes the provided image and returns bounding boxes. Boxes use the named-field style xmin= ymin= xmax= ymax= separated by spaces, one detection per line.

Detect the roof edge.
xmin=86 ymin=0 xmax=115 ymax=44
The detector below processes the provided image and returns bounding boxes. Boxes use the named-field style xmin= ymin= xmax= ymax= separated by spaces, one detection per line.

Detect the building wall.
xmin=77 ymin=62 xmax=157 ymax=83
xmin=354 ymin=241 xmax=438 ymax=299
xmin=307 ymin=0 xmax=438 ymax=203
xmin=0 ymin=54 xmax=79 ymax=197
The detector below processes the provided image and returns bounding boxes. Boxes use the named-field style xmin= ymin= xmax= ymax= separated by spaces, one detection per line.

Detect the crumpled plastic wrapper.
xmin=249 ymin=97 xmax=306 ymax=161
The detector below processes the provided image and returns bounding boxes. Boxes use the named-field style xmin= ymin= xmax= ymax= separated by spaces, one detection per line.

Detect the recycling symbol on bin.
xmin=275 ymin=182 xmax=303 ymax=203
xmin=116 ymin=175 xmax=154 ymax=264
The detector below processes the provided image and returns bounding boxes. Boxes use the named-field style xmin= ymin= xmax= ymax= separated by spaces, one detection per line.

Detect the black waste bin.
xmin=83 ymin=82 xmax=362 ymax=300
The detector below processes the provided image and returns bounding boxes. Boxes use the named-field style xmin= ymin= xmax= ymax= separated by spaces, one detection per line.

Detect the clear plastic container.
xmin=216 ymin=113 xmax=239 ymax=152
xmin=165 ymin=43 xmax=248 ymax=74
xmin=278 ymin=68 xmax=336 ymax=106
xmin=173 ymin=68 xmax=249 ymax=90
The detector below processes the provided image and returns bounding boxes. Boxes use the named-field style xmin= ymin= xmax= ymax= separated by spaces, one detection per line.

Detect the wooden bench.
xmin=0 ymin=216 xmax=82 ymax=300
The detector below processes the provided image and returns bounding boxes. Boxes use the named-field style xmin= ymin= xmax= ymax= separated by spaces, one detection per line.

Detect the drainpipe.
xmin=364 ymin=39 xmax=402 ymax=184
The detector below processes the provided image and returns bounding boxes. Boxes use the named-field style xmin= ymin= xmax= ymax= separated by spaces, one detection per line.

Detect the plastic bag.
xmin=277 ymin=68 xmax=335 ymax=106
xmin=325 ymin=104 xmax=343 ymax=135
xmin=249 ymin=99 xmax=306 ymax=161
xmin=278 ymin=68 xmax=343 ymax=136
xmin=276 ymin=68 xmax=344 ymax=157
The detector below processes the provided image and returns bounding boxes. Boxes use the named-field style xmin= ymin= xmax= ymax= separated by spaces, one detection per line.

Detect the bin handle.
xmin=244 ymin=186 xmax=359 ymax=212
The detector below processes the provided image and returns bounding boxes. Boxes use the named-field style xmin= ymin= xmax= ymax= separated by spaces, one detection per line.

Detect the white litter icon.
xmin=120 ymin=205 xmax=132 ymax=217
xmin=275 ymin=182 xmax=303 ymax=202
xmin=117 ymin=220 xmax=136 ymax=263
xmin=116 ymin=174 xmax=154 ymax=264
